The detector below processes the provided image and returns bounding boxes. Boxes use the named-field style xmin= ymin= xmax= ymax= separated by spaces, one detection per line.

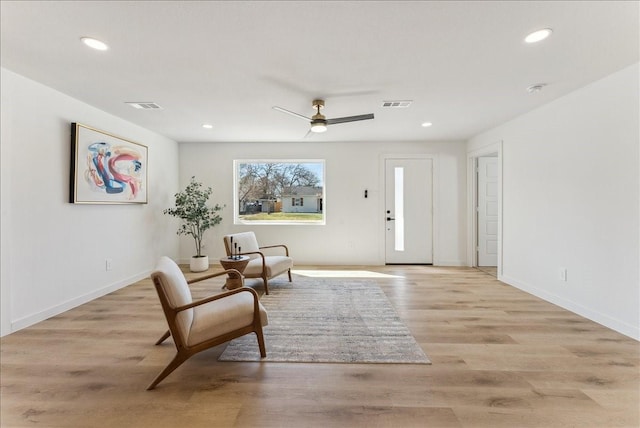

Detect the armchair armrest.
xmin=186 ymin=269 xmax=239 ymax=285
xmin=174 ymin=285 xmax=259 ymax=313
xmin=259 ymin=244 xmax=290 ymax=256
xmin=239 ymin=251 xmax=267 ymax=272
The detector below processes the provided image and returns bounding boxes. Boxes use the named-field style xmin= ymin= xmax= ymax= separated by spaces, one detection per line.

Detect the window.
xmin=234 ymin=160 xmax=325 ymax=225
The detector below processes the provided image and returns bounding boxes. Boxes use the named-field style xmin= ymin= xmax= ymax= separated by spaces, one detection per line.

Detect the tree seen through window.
xmin=235 ymin=160 xmax=325 ymax=224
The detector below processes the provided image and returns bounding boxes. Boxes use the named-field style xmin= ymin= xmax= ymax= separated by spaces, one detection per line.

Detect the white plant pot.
xmin=190 ymin=256 xmax=209 ymax=272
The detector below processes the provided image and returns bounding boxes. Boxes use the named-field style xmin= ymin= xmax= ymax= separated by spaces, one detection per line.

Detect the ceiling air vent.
xmin=382 ymin=100 xmax=412 ymax=108
xmin=125 ymin=102 xmax=163 ymax=110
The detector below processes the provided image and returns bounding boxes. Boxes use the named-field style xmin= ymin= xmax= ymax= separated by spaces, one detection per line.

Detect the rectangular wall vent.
xmin=125 ymin=102 xmax=163 ymax=110
xmin=382 ymin=100 xmax=412 ymax=108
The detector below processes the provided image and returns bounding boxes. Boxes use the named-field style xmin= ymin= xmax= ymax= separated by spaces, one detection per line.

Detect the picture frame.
xmin=70 ymin=123 xmax=148 ymax=204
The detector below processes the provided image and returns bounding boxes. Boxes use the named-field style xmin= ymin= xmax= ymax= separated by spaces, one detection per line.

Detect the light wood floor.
xmin=1 ymin=265 xmax=638 ymax=427
xmin=476 ymin=266 xmax=497 ymax=277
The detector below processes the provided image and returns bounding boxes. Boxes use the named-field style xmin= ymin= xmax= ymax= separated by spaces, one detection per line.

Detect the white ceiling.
xmin=1 ymin=1 xmax=638 ymax=143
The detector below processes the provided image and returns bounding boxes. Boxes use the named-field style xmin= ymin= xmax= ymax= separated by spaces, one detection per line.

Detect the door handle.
xmin=387 ymin=217 xmax=395 ymax=221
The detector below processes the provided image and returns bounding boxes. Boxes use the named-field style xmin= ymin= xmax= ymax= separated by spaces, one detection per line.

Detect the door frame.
xmin=467 ymin=141 xmax=503 ymax=277
xmin=380 ymin=153 xmax=438 ymax=265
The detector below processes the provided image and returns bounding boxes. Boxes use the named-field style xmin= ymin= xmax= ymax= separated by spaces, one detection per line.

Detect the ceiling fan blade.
xmin=272 ymin=106 xmax=311 ymax=121
xmin=327 ymin=113 xmax=374 ymax=125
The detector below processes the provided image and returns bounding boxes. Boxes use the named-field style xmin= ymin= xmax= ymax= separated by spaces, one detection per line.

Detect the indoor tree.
xmin=163 ymin=176 xmax=224 ymax=271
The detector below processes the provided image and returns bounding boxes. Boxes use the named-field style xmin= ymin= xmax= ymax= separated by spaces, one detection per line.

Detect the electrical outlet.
xmin=559 ymin=267 xmax=567 ymax=282
xmin=105 ymin=258 xmax=113 ymax=271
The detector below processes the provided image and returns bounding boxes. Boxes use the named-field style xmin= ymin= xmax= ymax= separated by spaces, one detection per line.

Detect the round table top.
xmin=220 ymin=255 xmax=250 ymax=263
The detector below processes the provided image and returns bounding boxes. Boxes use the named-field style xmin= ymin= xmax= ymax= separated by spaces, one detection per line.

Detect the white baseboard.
xmin=10 ymin=270 xmax=151 ymax=333
xmin=501 ymin=274 xmax=639 ymax=341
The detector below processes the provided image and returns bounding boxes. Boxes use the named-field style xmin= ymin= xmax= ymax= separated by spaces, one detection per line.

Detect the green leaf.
xmin=163 ymin=176 xmax=225 ymax=257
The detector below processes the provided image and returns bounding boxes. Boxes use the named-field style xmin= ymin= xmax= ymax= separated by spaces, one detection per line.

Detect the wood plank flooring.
xmin=1 ymin=265 xmax=638 ymax=427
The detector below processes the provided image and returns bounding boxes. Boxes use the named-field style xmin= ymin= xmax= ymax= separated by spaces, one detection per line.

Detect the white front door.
xmin=385 ymin=158 xmax=433 ymax=264
xmin=477 ymin=157 xmax=498 ymax=266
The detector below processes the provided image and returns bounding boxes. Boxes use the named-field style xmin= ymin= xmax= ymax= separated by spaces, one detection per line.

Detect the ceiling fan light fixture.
xmin=273 ymin=98 xmax=373 ymax=134
xmin=310 ymin=120 xmax=327 ymax=133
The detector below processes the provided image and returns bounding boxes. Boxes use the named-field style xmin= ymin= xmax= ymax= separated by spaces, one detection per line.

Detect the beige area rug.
xmin=218 ymin=276 xmax=431 ymax=364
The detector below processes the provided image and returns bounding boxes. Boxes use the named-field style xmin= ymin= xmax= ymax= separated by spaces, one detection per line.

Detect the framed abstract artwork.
xmin=70 ymin=123 xmax=148 ymax=204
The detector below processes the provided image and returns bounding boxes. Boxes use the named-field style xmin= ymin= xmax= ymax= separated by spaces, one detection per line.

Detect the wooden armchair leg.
xmin=155 ymin=330 xmax=171 ymax=345
xmin=255 ymin=329 xmax=267 ymax=358
xmin=147 ymin=352 xmax=189 ymax=390
xmin=262 ymin=274 xmax=270 ymax=295
xmin=288 ymin=269 xmax=292 ymax=282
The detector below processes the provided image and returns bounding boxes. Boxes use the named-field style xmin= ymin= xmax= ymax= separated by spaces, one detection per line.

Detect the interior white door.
xmin=385 ymin=158 xmax=433 ymax=264
xmin=477 ymin=157 xmax=498 ymax=266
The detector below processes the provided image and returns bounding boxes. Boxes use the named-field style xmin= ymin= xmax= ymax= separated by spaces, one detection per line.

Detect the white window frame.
xmin=234 ymin=159 xmax=326 ymax=225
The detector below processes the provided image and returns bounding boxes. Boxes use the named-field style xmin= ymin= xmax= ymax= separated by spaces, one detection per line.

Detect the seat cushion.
xmin=243 ymin=256 xmax=293 ymax=278
xmin=188 ymin=292 xmax=268 ymax=346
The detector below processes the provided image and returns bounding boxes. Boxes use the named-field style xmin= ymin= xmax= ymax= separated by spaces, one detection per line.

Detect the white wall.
xmin=0 ymin=68 xmax=180 ymax=336
xmin=468 ymin=63 xmax=640 ymax=339
xmin=178 ymin=140 xmax=467 ymax=266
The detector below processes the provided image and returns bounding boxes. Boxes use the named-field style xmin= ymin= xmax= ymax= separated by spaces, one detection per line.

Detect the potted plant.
xmin=164 ymin=176 xmax=224 ymax=272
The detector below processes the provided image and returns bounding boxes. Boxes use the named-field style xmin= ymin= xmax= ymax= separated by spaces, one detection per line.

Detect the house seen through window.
xmin=234 ymin=160 xmax=325 ymax=225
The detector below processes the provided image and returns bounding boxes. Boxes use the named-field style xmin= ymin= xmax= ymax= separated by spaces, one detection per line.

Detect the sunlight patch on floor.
xmin=292 ymin=269 xmax=403 ymax=279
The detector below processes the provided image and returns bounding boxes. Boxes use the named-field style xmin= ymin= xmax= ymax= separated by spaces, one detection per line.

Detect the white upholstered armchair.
xmin=147 ymin=256 xmax=268 ymax=390
xmin=223 ymin=231 xmax=293 ymax=295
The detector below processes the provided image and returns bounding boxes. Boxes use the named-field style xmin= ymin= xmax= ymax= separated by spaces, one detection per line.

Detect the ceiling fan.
xmin=272 ymin=99 xmax=374 ymax=133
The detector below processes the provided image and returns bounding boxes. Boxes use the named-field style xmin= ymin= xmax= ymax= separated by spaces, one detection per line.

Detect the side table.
xmin=219 ymin=256 xmax=250 ymax=290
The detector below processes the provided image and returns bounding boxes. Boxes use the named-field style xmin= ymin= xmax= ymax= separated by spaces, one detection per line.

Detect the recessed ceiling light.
xmin=525 ymin=28 xmax=553 ymax=44
xmin=80 ymin=37 xmax=109 ymax=51
xmin=202 ymin=124 xmax=213 ymax=129
xmin=421 ymin=122 xmax=433 ymax=128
